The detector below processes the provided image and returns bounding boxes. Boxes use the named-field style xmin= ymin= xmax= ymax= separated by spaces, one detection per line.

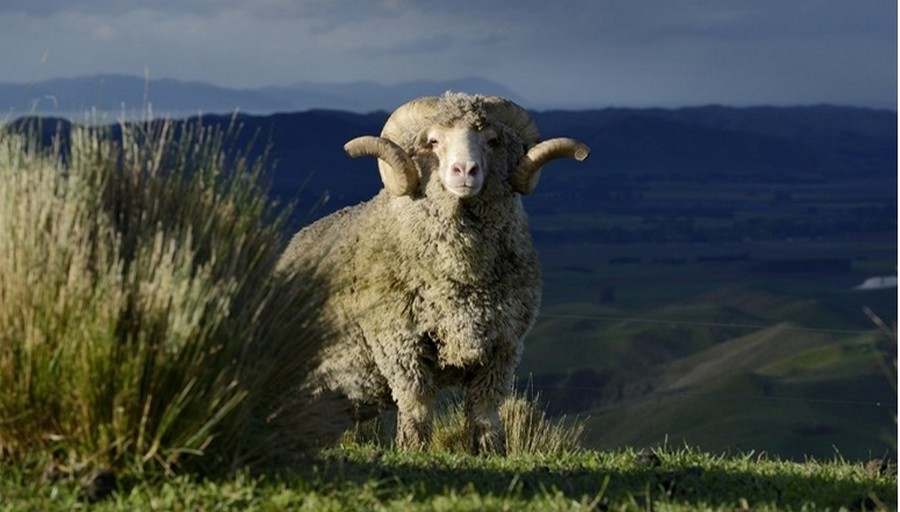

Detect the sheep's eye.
xmin=486 ymin=135 xmax=501 ymax=148
xmin=422 ymin=135 xmax=440 ymax=149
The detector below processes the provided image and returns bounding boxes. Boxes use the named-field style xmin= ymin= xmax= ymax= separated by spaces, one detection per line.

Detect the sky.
xmin=1 ymin=0 xmax=896 ymax=110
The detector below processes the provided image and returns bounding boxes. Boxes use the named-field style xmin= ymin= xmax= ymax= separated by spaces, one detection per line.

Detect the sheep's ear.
xmin=511 ymin=138 xmax=590 ymax=195
xmin=344 ymin=136 xmax=419 ymax=196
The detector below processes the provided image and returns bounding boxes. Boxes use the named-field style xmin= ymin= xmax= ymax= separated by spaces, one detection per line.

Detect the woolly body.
xmin=279 ymin=93 xmax=587 ymax=453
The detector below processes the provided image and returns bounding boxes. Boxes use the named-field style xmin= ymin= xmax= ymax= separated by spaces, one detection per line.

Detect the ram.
xmin=278 ymin=92 xmax=589 ymax=454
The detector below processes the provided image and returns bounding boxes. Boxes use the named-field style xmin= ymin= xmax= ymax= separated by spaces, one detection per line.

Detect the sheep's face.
xmin=342 ymin=93 xmax=589 ymax=198
xmin=418 ymin=123 xmax=500 ymax=199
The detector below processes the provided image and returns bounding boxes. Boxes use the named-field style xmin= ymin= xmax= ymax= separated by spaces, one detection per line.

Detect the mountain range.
xmin=0 ymin=74 xmax=526 ymax=118
xmin=210 ymin=103 xmax=897 ymax=229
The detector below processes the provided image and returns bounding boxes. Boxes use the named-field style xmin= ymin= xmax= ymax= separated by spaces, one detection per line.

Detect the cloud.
xmin=2 ymin=0 xmax=182 ymax=17
xmin=0 ymin=0 xmax=894 ymax=108
xmin=0 ymin=0 xmax=409 ymax=23
xmin=90 ymin=24 xmax=117 ymax=42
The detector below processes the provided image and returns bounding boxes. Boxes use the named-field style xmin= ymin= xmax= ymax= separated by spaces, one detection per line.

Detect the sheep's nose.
xmin=451 ymin=161 xmax=479 ymax=177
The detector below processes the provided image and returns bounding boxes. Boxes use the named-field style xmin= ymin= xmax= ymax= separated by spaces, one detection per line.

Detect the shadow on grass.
xmin=301 ymin=448 xmax=896 ymax=510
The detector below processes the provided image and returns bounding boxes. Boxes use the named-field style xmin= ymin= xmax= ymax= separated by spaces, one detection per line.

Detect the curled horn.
xmin=344 ymin=136 xmax=418 ymax=196
xmin=343 ymin=97 xmax=441 ymax=196
xmin=512 ymin=138 xmax=590 ymax=195
xmin=483 ymin=96 xmax=590 ymax=195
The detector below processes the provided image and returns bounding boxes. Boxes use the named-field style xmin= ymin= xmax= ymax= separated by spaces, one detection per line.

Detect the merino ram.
xmin=278 ymin=92 xmax=589 ymax=454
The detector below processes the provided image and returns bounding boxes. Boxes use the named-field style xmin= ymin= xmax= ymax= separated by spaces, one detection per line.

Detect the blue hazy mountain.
xmin=0 ymin=74 xmax=526 ymax=118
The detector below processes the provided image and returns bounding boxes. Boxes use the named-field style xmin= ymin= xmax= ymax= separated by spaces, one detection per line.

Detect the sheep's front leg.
xmin=464 ymin=390 xmax=504 ymax=455
xmin=371 ymin=334 xmax=436 ymax=451
xmin=395 ymin=392 xmax=434 ymax=450
xmin=464 ymin=343 xmax=519 ymax=455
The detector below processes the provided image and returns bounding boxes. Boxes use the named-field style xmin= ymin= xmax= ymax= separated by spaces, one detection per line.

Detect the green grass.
xmin=0 ymin=445 xmax=894 ymax=511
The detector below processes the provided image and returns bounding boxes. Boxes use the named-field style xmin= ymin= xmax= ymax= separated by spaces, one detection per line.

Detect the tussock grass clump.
xmin=0 ymin=119 xmax=346 ymax=476
xmin=500 ymin=390 xmax=586 ymax=456
xmin=429 ymin=389 xmax=585 ymax=456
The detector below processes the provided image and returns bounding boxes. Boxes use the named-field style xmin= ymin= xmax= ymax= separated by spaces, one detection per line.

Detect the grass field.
xmin=2 ymin=444 xmax=895 ymax=511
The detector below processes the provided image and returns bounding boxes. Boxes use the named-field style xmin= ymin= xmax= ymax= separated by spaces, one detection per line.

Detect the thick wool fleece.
xmin=278 ymin=93 xmax=543 ymax=452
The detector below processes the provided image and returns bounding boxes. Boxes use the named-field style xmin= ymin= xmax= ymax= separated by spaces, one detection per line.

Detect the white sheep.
xmin=278 ymin=92 xmax=589 ymax=454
